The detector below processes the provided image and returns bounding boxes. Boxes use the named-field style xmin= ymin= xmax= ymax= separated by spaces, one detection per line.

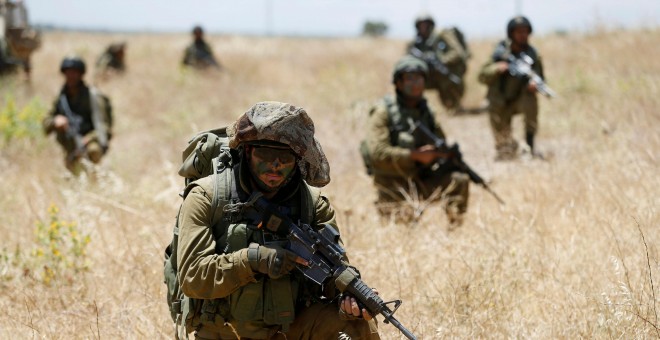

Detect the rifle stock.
xmin=254 ymin=198 xmax=418 ymax=340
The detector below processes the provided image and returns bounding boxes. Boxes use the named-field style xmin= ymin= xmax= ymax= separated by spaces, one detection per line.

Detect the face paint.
xmin=399 ymin=72 xmax=425 ymax=98
xmin=248 ymin=146 xmax=297 ymax=192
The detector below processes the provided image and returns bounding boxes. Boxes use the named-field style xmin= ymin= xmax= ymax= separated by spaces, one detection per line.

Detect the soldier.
xmin=43 ymin=56 xmax=113 ymax=174
xmin=95 ymin=41 xmax=126 ymax=76
xmin=406 ymin=13 xmax=470 ymax=112
xmin=0 ymin=0 xmax=41 ymax=78
xmin=176 ymin=102 xmax=380 ymax=339
xmin=363 ymin=56 xmax=470 ymax=225
xmin=182 ymin=25 xmax=220 ymax=70
xmin=478 ymin=16 xmax=545 ymax=160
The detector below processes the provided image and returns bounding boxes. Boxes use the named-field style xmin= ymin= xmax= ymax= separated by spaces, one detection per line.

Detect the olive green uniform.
xmin=177 ymin=163 xmax=379 ymax=339
xmin=406 ymin=28 xmax=469 ymax=110
xmin=182 ymin=39 xmax=219 ymax=69
xmin=366 ymin=95 xmax=469 ymax=215
xmin=96 ymin=45 xmax=125 ymax=73
xmin=42 ymin=82 xmax=111 ymax=172
xmin=478 ymin=39 xmax=544 ymax=158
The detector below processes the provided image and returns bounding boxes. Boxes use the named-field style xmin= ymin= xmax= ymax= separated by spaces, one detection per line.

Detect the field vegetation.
xmin=0 ymin=27 xmax=658 ymax=339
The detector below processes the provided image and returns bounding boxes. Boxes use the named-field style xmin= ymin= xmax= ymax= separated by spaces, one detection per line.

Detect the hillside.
xmin=0 ymin=28 xmax=658 ymax=339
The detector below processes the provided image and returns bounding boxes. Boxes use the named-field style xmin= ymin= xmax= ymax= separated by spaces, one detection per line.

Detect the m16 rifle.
xmin=254 ymin=197 xmax=418 ymax=340
xmin=409 ymin=119 xmax=505 ymax=205
xmin=57 ymin=94 xmax=85 ymax=163
xmin=409 ymin=46 xmax=462 ymax=85
xmin=507 ymin=52 xmax=556 ymax=98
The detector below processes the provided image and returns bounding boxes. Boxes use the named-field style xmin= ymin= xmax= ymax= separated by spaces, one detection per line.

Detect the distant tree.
xmin=362 ymin=21 xmax=388 ymax=37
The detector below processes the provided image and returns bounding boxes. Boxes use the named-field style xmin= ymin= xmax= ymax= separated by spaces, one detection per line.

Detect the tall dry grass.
xmin=0 ymin=27 xmax=658 ymax=339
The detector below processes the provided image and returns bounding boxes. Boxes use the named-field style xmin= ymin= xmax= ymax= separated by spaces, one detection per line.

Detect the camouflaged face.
xmin=227 ymin=101 xmax=331 ymax=187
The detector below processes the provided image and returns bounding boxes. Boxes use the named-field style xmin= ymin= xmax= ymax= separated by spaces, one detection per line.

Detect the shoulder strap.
xmin=300 ymin=183 xmax=322 ymax=225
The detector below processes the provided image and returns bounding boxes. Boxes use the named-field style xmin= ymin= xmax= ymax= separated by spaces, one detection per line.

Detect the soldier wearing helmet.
xmin=95 ymin=41 xmax=126 ymax=78
xmin=478 ymin=16 xmax=546 ymax=160
xmin=43 ymin=55 xmax=113 ymax=174
xmin=182 ymin=25 xmax=221 ymax=70
xmin=362 ymin=56 xmax=470 ymax=225
xmin=175 ymin=102 xmax=380 ymax=339
xmin=406 ymin=12 xmax=470 ymax=112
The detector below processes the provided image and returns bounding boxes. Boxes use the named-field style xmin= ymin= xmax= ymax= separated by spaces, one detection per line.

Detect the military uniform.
xmin=406 ymin=27 xmax=469 ymax=110
xmin=176 ymin=102 xmax=379 ymax=339
xmin=43 ymin=81 xmax=112 ymax=172
xmin=366 ymin=94 xmax=469 ymax=216
xmin=478 ymin=17 xmax=545 ymax=159
xmin=96 ymin=42 xmax=126 ymax=73
xmin=182 ymin=39 xmax=219 ymax=69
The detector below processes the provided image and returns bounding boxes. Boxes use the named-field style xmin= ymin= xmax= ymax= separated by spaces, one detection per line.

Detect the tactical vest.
xmin=490 ymin=40 xmax=541 ymax=104
xmin=360 ymin=95 xmax=438 ymax=176
xmin=166 ymin=162 xmax=321 ymax=339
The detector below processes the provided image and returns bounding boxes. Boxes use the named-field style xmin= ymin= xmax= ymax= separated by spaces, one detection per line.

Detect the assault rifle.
xmin=58 ymin=94 xmax=85 ymax=163
xmin=409 ymin=46 xmax=462 ymax=85
xmin=507 ymin=52 xmax=556 ymax=98
xmin=254 ymin=197 xmax=417 ymax=340
xmin=409 ymin=119 xmax=505 ymax=205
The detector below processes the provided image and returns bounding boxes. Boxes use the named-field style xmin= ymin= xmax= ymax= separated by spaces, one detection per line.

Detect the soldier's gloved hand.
xmin=246 ymin=243 xmax=305 ymax=279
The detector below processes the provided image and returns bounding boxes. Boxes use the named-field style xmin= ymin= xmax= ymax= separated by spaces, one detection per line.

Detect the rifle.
xmin=409 ymin=119 xmax=506 ymax=205
xmin=409 ymin=46 xmax=462 ymax=85
xmin=254 ymin=197 xmax=417 ymax=340
xmin=506 ymin=52 xmax=556 ymax=98
xmin=58 ymin=94 xmax=86 ymax=163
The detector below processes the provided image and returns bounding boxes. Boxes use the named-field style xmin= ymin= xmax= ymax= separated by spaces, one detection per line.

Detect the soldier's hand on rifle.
xmin=527 ymin=80 xmax=538 ymax=93
xmin=340 ymin=288 xmax=379 ymax=321
xmin=247 ymin=243 xmax=308 ymax=279
xmin=411 ymin=144 xmax=447 ymax=165
xmin=496 ymin=61 xmax=509 ymax=73
xmin=54 ymin=115 xmax=69 ymax=132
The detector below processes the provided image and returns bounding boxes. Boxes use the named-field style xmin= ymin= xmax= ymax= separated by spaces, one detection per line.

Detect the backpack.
xmin=163 ymin=127 xmax=319 ymax=339
xmin=439 ymin=26 xmax=470 ymax=62
xmin=163 ymin=127 xmax=234 ymax=339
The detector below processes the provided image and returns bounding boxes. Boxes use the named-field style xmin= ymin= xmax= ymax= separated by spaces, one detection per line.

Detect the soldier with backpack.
xmin=43 ymin=56 xmax=113 ymax=174
xmin=166 ymin=102 xmax=380 ymax=339
xmin=406 ymin=13 xmax=470 ymax=113
xmin=361 ymin=55 xmax=470 ymax=225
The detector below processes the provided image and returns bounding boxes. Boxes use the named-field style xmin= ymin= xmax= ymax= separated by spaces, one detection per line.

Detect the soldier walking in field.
xmin=182 ymin=25 xmax=221 ymax=70
xmin=170 ymin=102 xmax=380 ymax=339
xmin=361 ymin=56 xmax=470 ymax=225
xmin=478 ymin=16 xmax=547 ymax=161
xmin=43 ymin=56 xmax=113 ymax=174
xmin=406 ymin=13 xmax=470 ymax=113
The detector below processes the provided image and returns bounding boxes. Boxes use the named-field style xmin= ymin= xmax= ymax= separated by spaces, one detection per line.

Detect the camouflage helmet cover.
xmin=414 ymin=12 xmax=435 ymax=29
xmin=507 ymin=16 xmax=533 ymax=38
xmin=392 ymin=55 xmax=429 ymax=83
xmin=60 ymin=55 xmax=86 ymax=74
xmin=227 ymin=101 xmax=331 ymax=187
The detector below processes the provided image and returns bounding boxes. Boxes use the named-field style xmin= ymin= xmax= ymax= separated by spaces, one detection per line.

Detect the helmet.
xmin=507 ymin=16 xmax=533 ymax=38
xmin=227 ymin=101 xmax=330 ymax=187
xmin=60 ymin=56 xmax=86 ymax=74
xmin=392 ymin=55 xmax=428 ymax=83
xmin=414 ymin=12 xmax=435 ymax=30
xmin=192 ymin=25 xmax=203 ymax=35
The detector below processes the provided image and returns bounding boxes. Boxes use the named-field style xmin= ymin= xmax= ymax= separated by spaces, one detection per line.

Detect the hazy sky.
xmin=25 ymin=0 xmax=659 ymax=39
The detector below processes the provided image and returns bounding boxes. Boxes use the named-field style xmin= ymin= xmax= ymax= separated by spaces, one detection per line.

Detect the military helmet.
xmin=507 ymin=16 xmax=533 ymax=38
xmin=392 ymin=55 xmax=429 ymax=83
xmin=192 ymin=25 xmax=203 ymax=35
xmin=227 ymin=101 xmax=331 ymax=187
xmin=414 ymin=12 xmax=435 ymax=30
xmin=60 ymin=56 xmax=86 ymax=74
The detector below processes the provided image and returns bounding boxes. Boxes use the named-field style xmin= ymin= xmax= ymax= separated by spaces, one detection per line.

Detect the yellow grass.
xmin=0 ymin=28 xmax=658 ymax=339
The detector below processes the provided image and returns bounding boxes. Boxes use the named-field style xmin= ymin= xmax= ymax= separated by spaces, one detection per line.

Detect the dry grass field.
xmin=0 ymin=27 xmax=658 ymax=339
